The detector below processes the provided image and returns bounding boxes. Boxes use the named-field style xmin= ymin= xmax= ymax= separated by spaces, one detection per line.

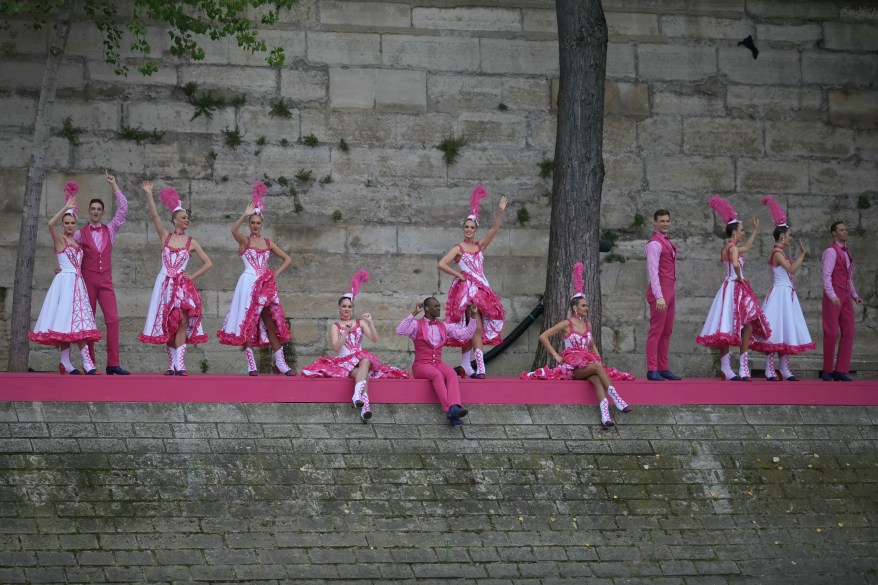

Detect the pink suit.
xmin=822 ymin=242 xmax=859 ymax=374
xmin=74 ymin=190 xmax=127 ymax=367
xmin=645 ymin=232 xmax=677 ymax=371
xmin=396 ymin=315 xmax=476 ymax=412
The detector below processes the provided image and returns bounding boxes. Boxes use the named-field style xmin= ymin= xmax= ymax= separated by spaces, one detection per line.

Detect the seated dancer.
xmin=138 ymin=181 xmax=212 ymax=375
xmin=696 ymin=196 xmax=771 ymax=381
xmin=396 ymin=298 xmax=478 ymax=426
xmin=302 ymin=270 xmax=410 ymax=422
xmin=438 ymin=185 xmax=507 ymax=379
xmin=750 ymin=196 xmax=814 ymax=381
xmin=30 ymin=182 xmax=102 ymax=374
xmin=521 ymin=262 xmax=633 ymax=429
xmin=217 ymin=184 xmax=295 ymax=376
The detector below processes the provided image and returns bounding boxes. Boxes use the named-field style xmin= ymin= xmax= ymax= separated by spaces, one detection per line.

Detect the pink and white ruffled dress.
xmin=749 ymin=259 xmax=815 ymax=355
xmin=138 ymin=235 xmax=208 ymax=345
xmin=216 ymin=238 xmax=291 ymax=347
xmin=29 ymin=244 xmax=103 ymax=346
xmin=444 ymin=242 xmax=505 ymax=347
xmin=696 ymin=244 xmax=771 ymax=348
xmin=302 ymin=321 xmax=410 ymax=379
xmin=521 ymin=320 xmax=634 ymax=381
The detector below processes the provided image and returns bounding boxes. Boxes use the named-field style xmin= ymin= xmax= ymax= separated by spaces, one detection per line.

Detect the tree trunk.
xmin=532 ymin=0 xmax=607 ymax=369
xmin=7 ymin=0 xmax=76 ymax=372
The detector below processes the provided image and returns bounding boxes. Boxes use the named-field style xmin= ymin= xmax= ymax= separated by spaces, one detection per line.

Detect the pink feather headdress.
xmin=466 ymin=184 xmax=488 ymax=225
xmin=252 ymin=182 xmax=267 ymax=216
xmin=64 ymin=181 xmax=79 ymax=217
xmin=571 ymin=262 xmax=585 ymax=300
xmin=342 ymin=269 xmax=370 ymax=301
xmin=708 ymin=195 xmax=738 ymax=225
xmin=159 ymin=187 xmax=184 ymax=214
xmin=762 ymin=195 xmax=787 ymax=227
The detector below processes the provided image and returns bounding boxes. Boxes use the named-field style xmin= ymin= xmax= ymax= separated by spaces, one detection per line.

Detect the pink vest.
xmin=79 ymin=225 xmax=113 ymax=276
xmin=651 ymin=232 xmax=677 ymax=281
xmin=830 ymin=242 xmax=852 ymax=296
xmin=412 ymin=318 xmax=447 ymax=366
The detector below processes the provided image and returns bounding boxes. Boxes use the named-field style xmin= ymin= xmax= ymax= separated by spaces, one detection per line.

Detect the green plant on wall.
xmin=295 ymin=169 xmax=313 ymax=183
xmin=338 ymin=138 xmax=350 ymax=152
xmin=331 ymin=209 xmax=342 ymax=222
xmin=517 ymin=207 xmax=530 ymax=225
xmin=270 ymin=98 xmax=292 ymax=119
xmin=222 ymin=125 xmax=243 ymax=149
xmin=302 ymin=134 xmax=319 ymax=147
xmin=190 ymin=90 xmax=226 ymax=120
xmin=437 ymin=136 xmax=467 ymax=165
xmin=119 ymin=126 xmax=164 ymax=145
xmin=858 ymin=195 xmax=871 ymax=210
xmin=538 ymin=159 xmax=553 ymax=180
xmin=58 ymin=116 xmax=80 ymax=145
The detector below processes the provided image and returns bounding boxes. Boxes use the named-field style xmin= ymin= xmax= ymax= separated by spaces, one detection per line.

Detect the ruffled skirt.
xmin=520 ymin=348 xmax=634 ymax=381
xmin=749 ymin=285 xmax=815 ymax=355
xmin=217 ymin=271 xmax=291 ymax=347
xmin=445 ymin=277 xmax=505 ymax=347
xmin=302 ymin=350 xmax=410 ymax=379
xmin=696 ymin=279 xmax=771 ymax=348
xmin=29 ymin=272 xmax=102 ymax=346
xmin=139 ymin=274 xmax=208 ymax=345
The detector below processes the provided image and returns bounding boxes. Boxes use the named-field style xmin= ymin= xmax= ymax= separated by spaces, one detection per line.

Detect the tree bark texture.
xmin=533 ymin=0 xmax=607 ymax=369
xmin=7 ymin=0 xmax=76 ymax=371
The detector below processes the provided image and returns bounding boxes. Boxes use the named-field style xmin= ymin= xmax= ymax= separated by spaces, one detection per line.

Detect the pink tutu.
xmin=302 ymin=350 xmax=410 ymax=379
xmin=521 ymin=348 xmax=634 ymax=381
xmin=445 ymin=278 xmax=505 ymax=347
xmin=217 ymin=271 xmax=291 ymax=347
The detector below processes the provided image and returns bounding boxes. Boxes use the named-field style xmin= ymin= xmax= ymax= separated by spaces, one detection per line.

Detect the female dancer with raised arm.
xmin=438 ymin=185 xmax=507 ymax=379
xmin=217 ymin=183 xmax=295 ymax=376
xmin=521 ymin=263 xmax=633 ymax=429
xmin=749 ymin=196 xmax=815 ymax=380
xmin=138 ymin=181 xmax=212 ymax=375
xmin=696 ymin=196 xmax=771 ymax=381
xmin=30 ymin=182 xmax=102 ymax=374
xmin=302 ymin=269 xmax=410 ymax=422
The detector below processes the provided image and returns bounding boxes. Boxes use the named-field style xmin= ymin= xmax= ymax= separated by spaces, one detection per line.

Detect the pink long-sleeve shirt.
xmin=822 ymin=243 xmax=859 ymax=301
xmin=396 ymin=314 xmax=477 ymax=346
xmin=645 ymin=240 xmax=664 ymax=300
xmin=73 ymin=189 xmax=128 ymax=250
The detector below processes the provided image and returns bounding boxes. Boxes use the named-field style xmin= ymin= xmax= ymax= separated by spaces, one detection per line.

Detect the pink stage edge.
xmin=1 ymin=373 xmax=876 ymax=405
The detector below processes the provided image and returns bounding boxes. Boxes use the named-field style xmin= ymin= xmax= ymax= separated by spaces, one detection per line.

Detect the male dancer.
xmin=75 ymin=171 xmax=130 ymax=375
xmin=397 ymin=299 xmax=478 ymax=425
xmin=821 ymin=221 xmax=863 ymax=382
xmin=644 ymin=209 xmax=682 ymax=381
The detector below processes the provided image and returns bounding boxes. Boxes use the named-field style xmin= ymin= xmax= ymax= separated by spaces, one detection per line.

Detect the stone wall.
xmin=1 ymin=401 xmax=877 ymax=583
xmin=0 ymin=0 xmax=876 ymax=376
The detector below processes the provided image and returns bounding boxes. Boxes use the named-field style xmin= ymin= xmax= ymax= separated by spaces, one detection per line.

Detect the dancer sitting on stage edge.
xmin=302 ymin=269 xmax=410 ymax=422
xmin=138 ymin=181 xmax=212 ymax=376
xmin=217 ymin=183 xmax=295 ymax=376
xmin=521 ymin=262 xmax=633 ymax=429
xmin=30 ymin=182 xmax=102 ymax=374
xmin=396 ymin=299 xmax=478 ymax=426
xmin=438 ymin=185 xmax=507 ymax=379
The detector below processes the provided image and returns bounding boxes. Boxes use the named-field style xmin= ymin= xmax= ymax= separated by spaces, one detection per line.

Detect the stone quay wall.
xmin=0 ymin=0 xmax=876 ymax=376
xmin=1 ymin=401 xmax=877 ymax=583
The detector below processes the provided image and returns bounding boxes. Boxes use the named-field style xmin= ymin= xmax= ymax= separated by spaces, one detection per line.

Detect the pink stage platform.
xmin=1 ymin=373 xmax=876 ymax=405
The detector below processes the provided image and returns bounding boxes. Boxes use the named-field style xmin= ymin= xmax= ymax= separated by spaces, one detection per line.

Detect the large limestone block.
xmin=765 ymin=121 xmax=854 ymax=158
xmin=825 ymin=23 xmax=878 ymax=51
xmin=646 ymin=156 xmax=734 ymax=191
xmin=608 ymin=12 xmax=660 ymax=37
xmin=501 ymin=78 xmax=550 ymax=111
xmin=607 ymin=43 xmax=637 ymax=79
xmin=66 ymin=22 xmax=168 ymax=61
xmin=328 ymin=68 xmax=374 ymax=109
xmin=660 ymin=16 xmax=753 ymax=39
xmin=180 ymin=65 xmax=278 ymax=96
xmin=811 ymin=161 xmax=878 ymax=196
xmin=604 ymin=154 xmax=645 ymax=190
xmin=856 ymin=129 xmax=878 ymax=162
xmin=373 ymin=148 xmax=446 ymax=180
xmin=143 ymin=137 xmax=215 ymax=180
xmin=491 ymin=257 xmax=548 ymax=296
xmin=347 ymin=225 xmax=398 ymax=255
xmin=459 ymin=112 xmax=528 ymax=148
xmin=280 ymin=69 xmax=328 ymax=103
xmin=238 ymin=106 xmax=301 ymax=140
xmin=652 ymin=85 xmax=725 ymax=116
xmin=87 ymin=61 xmax=178 ymax=87
xmin=736 ymin=159 xmax=809 ymax=194
xmin=829 ymin=90 xmax=878 ymax=129
xmin=603 ymin=116 xmax=637 ymax=153
xmin=727 ymin=86 xmax=823 ymax=113
xmin=0 ymin=62 xmax=84 ymax=90
xmin=74 ymin=137 xmax=145 ymax=174
xmin=637 ymin=116 xmax=683 ymax=155
xmin=718 ymin=48 xmax=800 ymax=86
xmin=683 ymin=118 xmax=764 ymax=157
xmin=305 ymin=110 xmax=396 ymax=145
xmin=307 ymin=31 xmax=380 ymax=66
xmin=802 ymin=51 xmax=878 ymax=86
xmin=259 ymin=144 xmax=331 ymax=180
xmin=427 ymin=74 xmax=502 ymax=112
xmin=375 ymin=70 xmax=427 ymax=113
xmin=127 ymin=101 xmax=236 ymax=135
xmin=637 ymin=44 xmax=716 ymax=81
xmin=0 ymin=134 xmax=70 ymax=170
xmin=0 ymin=96 xmax=36 ymax=128
xmin=396 ymin=113 xmax=455 ymax=147
xmin=508 ymin=229 xmax=549 ymax=258
xmin=318 ymin=1 xmax=411 ymax=28
xmin=755 ymin=24 xmax=822 ymax=44
xmin=398 ymin=226 xmax=458 ymax=256
xmin=480 ymin=39 xmax=559 ymax=76
xmin=527 ymin=117 xmax=556 ymax=153
xmin=448 ymin=150 xmax=543 ymax=182
xmin=384 ymin=35 xmax=480 ymax=72
xmin=603 ymin=81 xmax=649 ymax=117
xmin=412 ymin=7 xmax=521 ymax=32
xmin=746 ymin=0 xmax=839 ymax=19
xmin=522 ymin=9 xmax=556 ymax=33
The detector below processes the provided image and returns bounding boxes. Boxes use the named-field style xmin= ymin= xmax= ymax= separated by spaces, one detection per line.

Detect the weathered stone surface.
xmin=608 ymin=12 xmax=661 ymax=37
xmin=802 ymin=51 xmax=878 ymax=86
xmin=810 ymin=161 xmax=878 ymax=195
xmin=646 ymin=156 xmax=734 ymax=191
xmin=638 ymin=116 xmax=683 ymax=155
xmin=660 ymin=15 xmax=753 ymax=39
xmin=459 ymin=112 xmax=528 ymax=148
xmin=746 ymin=0 xmax=839 ymax=19
xmin=718 ymin=47 xmax=800 ymax=86
xmin=384 ymin=35 xmax=480 ymax=72
xmin=727 ymin=85 xmax=823 ymax=113
xmin=736 ymin=159 xmax=810 ymax=193
xmin=652 ymin=85 xmax=725 ymax=116
xmin=411 ymin=7 xmax=521 ymax=31
xmin=755 ymin=23 xmax=822 ymax=44
xmin=637 ymin=44 xmax=717 ymax=81
xmin=607 ymin=43 xmax=637 ymax=79
xmin=427 ymin=74 xmax=502 ymax=113
xmin=684 ymin=118 xmax=763 ymax=157
xmin=829 ymin=90 xmax=878 ymax=129
xmin=604 ymin=82 xmax=650 ymax=117
xmin=480 ymin=39 xmax=559 ymax=76
xmin=318 ymin=1 xmax=411 ymax=27
xmin=179 ymin=65 xmax=278 ymax=95
xmin=280 ymin=69 xmax=328 ymax=103
xmin=823 ymin=22 xmax=878 ymax=51
xmin=521 ymin=9 xmax=556 ymax=33
xmin=766 ymin=121 xmax=854 ymax=158
xmin=307 ymin=31 xmax=381 ymax=66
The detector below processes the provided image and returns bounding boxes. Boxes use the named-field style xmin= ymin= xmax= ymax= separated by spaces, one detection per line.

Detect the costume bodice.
xmin=335 ymin=321 xmax=363 ymax=357
xmin=242 ymin=238 xmax=271 ymax=276
xmin=722 ymin=243 xmax=745 ymax=281
xmin=770 ymin=260 xmax=794 ymax=288
xmin=57 ymin=244 xmax=82 ymax=275
xmin=457 ymin=243 xmax=490 ymax=286
xmin=564 ymin=319 xmax=593 ymax=349
xmin=160 ymin=236 xmax=191 ymax=277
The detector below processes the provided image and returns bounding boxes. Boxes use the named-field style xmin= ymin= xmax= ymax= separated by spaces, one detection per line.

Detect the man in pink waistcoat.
xmin=397 ymin=298 xmax=478 ymax=425
xmin=75 ymin=171 xmax=130 ymax=375
xmin=821 ymin=221 xmax=862 ymax=382
xmin=644 ymin=209 xmax=682 ymax=381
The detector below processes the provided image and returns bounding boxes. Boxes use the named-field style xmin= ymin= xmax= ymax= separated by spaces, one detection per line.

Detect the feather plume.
xmin=468 ymin=184 xmax=488 ymax=222
xmin=349 ymin=269 xmax=370 ymax=299
xmin=159 ymin=187 xmax=182 ymax=213
xmin=708 ymin=195 xmax=738 ymax=224
xmin=571 ymin=262 xmax=585 ymax=298
xmin=762 ymin=195 xmax=787 ymax=227
xmin=64 ymin=181 xmax=79 ymax=216
xmin=252 ymin=182 xmax=267 ymax=213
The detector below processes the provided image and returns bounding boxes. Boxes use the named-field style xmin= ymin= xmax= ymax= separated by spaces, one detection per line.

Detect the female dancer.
xmin=217 ymin=184 xmax=295 ymax=376
xmin=521 ymin=263 xmax=633 ymax=429
xmin=138 ymin=181 xmax=212 ymax=375
xmin=302 ymin=269 xmax=410 ymax=421
xmin=749 ymin=196 xmax=815 ymax=380
xmin=438 ymin=185 xmax=507 ymax=379
xmin=696 ymin=196 xmax=771 ymax=381
xmin=29 ymin=183 xmax=101 ymax=374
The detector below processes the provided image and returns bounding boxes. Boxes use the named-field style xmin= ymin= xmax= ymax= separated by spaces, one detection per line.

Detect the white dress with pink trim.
xmin=29 ymin=244 xmax=102 ymax=346
xmin=302 ymin=321 xmax=410 ymax=379
xmin=749 ymin=258 xmax=815 ymax=355
xmin=217 ymin=238 xmax=291 ymax=347
xmin=520 ymin=320 xmax=634 ymax=381
xmin=696 ymin=244 xmax=772 ymax=348
xmin=138 ymin=235 xmax=208 ymax=345
xmin=445 ymin=242 xmax=505 ymax=347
